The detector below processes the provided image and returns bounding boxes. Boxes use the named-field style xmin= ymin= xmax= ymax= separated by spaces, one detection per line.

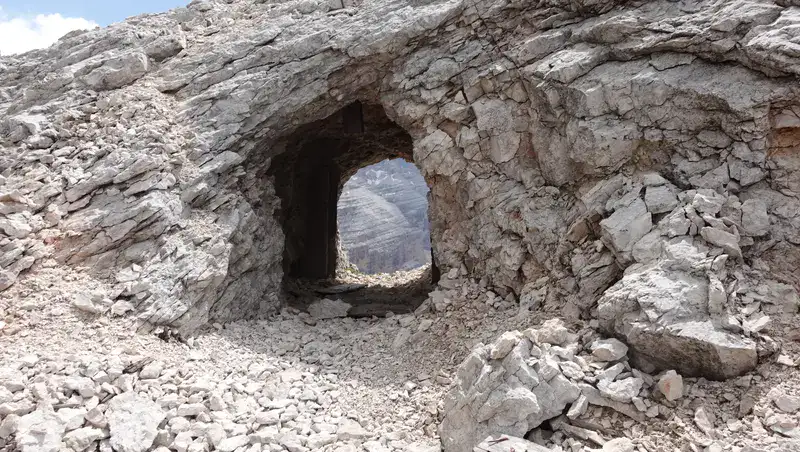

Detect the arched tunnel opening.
xmin=268 ymin=102 xmax=438 ymax=317
xmin=337 ymin=157 xmax=431 ymax=275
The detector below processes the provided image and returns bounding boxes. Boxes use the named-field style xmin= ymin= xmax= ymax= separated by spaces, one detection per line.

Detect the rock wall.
xmin=0 ymin=0 xmax=798 ymax=379
xmin=338 ymin=159 xmax=431 ymax=274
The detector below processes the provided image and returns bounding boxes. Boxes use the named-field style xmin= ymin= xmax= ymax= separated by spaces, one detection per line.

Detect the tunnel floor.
xmin=285 ymin=265 xmax=433 ymax=317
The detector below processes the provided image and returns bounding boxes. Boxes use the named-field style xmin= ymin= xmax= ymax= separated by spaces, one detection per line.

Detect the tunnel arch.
xmin=266 ymin=101 xmax=440 ymax=290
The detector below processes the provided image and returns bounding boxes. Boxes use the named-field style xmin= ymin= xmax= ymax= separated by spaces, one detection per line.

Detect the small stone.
xmin=566 ymin=395 xmax=588 ymax=420
xmin=64 ymin=427 xmax=106 ymax=451
xmin=644 ymin=185 xmax=678 ymax=214
xmin=217 ymin=435 xmax=250 ymax=452
xmin=656 ymin=370 xmax=683 ymax=401
xmin=590 ymin=339 xmax=628 ymax=361
xmin=308 ymin=298 xmax=351 ymax=320
xmin=0 ymin=369 xmax=25 ymax=392
xmin=533 ymin=319 xmax=570 ymax=345
xmin=392 ymin=328 xmax=411 ymax=350
xmin=139 ymin=361 xmax=164 ymax=379
xmin=71 ymin=293 xmax=106 ymax=314
xmin=85 ymin=407 xmax=108 ymax=428
xmin=337 ymin=419 xmax=370 ymax=440
xmin=773 ymin=392 xmax=800 ymax=413
xmin=0 ymin=414 xmax=19 ymax=439
xmin=597 ymin=377 xmax=643 ymax=403
xmin=255 ymin=410 xmax=280 ymax=425
xmin=17 ymin=408 xmax=66 ymax=452
xmin=596 ymin=363 xmax=625 ymax=382
xmin=602 ymin=438 xmax=635 ymax=452
xmin=489 ymin=331 xmax=521 ymax=359
xmin=743 ymin=314 xmax=771 ymax=334
xmin=209 ymin=393 xmax=227 ymax=411
xmin=107 ymin=392 xmax=166 ymax=452
xmin=776 ymin=355 xmax=796 ymax=366
xmin=176 ymin=403 xmax=207 ymax=417
xmin=694 ymin=406 xmax=714 ymax=435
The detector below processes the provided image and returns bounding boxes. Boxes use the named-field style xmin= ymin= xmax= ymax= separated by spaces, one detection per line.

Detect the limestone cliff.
xmin=0 ymin=0 xmax=798 ymax=388
xmin=338 ymin=159 xmax=431 ymax=274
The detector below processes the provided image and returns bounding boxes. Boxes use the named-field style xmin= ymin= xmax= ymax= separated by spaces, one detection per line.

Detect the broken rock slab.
xmin=308 ymin=298 xmax=352 ymax=320
xmin=598 ymin=260 xmax=758 ymax=380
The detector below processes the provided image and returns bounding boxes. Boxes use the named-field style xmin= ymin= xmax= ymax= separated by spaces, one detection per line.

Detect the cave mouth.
xmin=269 ymin=101 xmax=436 ymax=317
xmin=337 ymin=158 xmax=432 ymax=276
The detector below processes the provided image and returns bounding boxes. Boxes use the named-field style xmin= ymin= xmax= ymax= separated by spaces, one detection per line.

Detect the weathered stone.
xmin=107 ymin=392 xmax=165 ymax=452
xmin=337 ymin=419 xmax=370 ymax=441
xmin=64 ymin=427 xmax=107 ymax=451
xmin=741 ymin=199 xmax=769 ymax=237
xmin=701 ymin=227 xmax=743 ymax=260
xmin=657 ymin=370 xmax=684 ymax=401
xmin=600 ymin=198 xmax=653 ymax=260
xmin=217 ymin=435 xmax=250 ymax=452
xmin=602 ymin=438 xmax=635 ymax=452
xmin=597 ymin=377 xmax=643 ymax=403
xmin=531 ymin=319 xmax=570 ymax=346
xmin=308 ymin=298 xmax=352 ymax=320
xmin=489 ymin=331 xmax=521 ymax=359
xmin=644 ymin=185 xmax=678 ymax=214
xmin=82 ymin=52 xmax=149 ymax=91
xmin=598 ymin=260 xmax=758 ymax=379
xmin=590 ymin=339 xmax=628 ymax=362
xmin=16 ymin=408 xmax=66 ymax=452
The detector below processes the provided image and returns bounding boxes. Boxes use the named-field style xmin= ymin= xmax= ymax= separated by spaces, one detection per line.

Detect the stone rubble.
xmin=1 ymin=267 xmax=800 ymax=452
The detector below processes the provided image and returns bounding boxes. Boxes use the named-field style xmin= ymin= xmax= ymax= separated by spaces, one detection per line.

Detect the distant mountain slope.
xmin=338 ymin=159 xmax=431 ymax=274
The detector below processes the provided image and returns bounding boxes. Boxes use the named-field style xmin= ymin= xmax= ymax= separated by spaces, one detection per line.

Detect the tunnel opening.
xmin=268 ymin=101 xmax=436 ymax=317
xmin=337 ymin=158 xmax=432 ymax=276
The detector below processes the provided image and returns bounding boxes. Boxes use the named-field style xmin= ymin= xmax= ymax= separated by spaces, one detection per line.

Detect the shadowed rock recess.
xmin=1 ymin=0 xmax=799 ymax=404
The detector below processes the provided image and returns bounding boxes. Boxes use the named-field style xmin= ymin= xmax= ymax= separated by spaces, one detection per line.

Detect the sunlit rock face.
xmin=0 ymin=0 xmax=798 ymax=383
xmin=338 ymin=159 xmax=431 ymax=274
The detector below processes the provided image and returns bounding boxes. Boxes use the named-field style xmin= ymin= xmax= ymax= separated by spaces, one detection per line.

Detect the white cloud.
xmin=0 ymin=7 xmax=98 ymax=56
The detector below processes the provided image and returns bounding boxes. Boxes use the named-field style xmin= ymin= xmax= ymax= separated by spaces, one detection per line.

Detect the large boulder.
xmin=598 ymin=241 xmax=758 ymax=380
xmin=439 ymin=329 xmax=581 ymax=452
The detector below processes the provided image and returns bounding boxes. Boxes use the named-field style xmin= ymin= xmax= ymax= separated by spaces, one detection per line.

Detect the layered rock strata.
xmin=0 ymin=0 xmax=798 ymax=383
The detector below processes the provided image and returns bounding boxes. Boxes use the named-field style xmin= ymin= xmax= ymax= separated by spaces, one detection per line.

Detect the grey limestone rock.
xmin=16 ymin=408 xmax=66 ymax=452
xmin=0 ymin=0 xmax=797 ymax=385
xmin=107 ymin=392 xmax=165 ymax=452
xmin=308 ymin=298 xmax=352 ymax=320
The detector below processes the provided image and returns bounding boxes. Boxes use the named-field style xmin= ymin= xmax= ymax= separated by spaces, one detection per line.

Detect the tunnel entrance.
xmin=337 ymin=158 xmax=431 ymax=275
xmin=269 ymin=102 xmax=435 ymax=316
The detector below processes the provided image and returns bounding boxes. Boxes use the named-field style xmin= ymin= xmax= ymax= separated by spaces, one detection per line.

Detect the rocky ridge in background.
xmin=338 ymin=159 xmax=431 ymax=274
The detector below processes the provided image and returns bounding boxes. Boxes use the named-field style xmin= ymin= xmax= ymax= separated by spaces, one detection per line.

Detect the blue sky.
xmin=1 ymin=1 xmax=188 ymax=26
xmin=0 ymin=1 xmax=188 ymax=55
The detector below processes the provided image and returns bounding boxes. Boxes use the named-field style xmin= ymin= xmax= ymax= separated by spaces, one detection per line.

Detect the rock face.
xmin=338 ymin=159 xmax=431 ymax=274
xmin=439 ymin=320 xmax=667 ymax=452
xmin=0 ymin=0 xmax=798 ymax=383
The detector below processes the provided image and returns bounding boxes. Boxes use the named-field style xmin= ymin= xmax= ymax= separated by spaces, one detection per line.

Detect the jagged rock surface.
xmin=0 ymin=0 xmax=798 ymax=388
xmin=338 ymin=159 xmax=431 ymax=274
